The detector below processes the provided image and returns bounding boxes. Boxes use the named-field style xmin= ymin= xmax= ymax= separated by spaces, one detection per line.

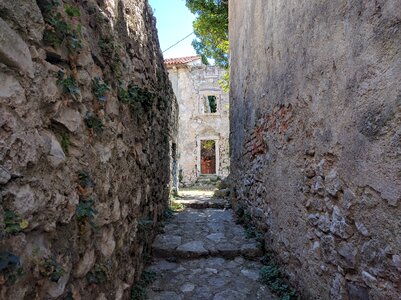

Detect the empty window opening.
xmin=200 ymin=140 xmax=216 ymax=174
xmin=202 ymin=95 xmax=218 ymax=113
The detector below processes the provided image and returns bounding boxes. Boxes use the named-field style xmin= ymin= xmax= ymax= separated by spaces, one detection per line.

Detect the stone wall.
xmin=229 ymin=1 xmax=401 ymax=299
xmin=0 ymin=0 xmax=177 ymax=298
xmin=167 ymin=63 xmax=229 ymax=186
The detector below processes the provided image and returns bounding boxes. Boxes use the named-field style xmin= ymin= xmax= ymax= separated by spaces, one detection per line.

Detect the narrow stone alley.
xmin=144 ymin=191 xmax=277 ymax=300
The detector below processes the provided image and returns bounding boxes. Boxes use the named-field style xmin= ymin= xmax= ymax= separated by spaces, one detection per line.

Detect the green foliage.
xmin=43 ymin=13 xmax=69 ymax=47
xmin=3 ymin=210 xmax=28 ymax=234
xmin=260 ymin=264 xmax=297 ymax=300
xmin=170 ymin=201 xmax=185 ymax=212
xmin=76 ymin=198 xmax=97 ymax=225
xmin=138 ymin=218 xmax=153 ymax=233
xmin=131 ymin=284 xmax=147 ymax=300
xmin=92 ymin=77 xmax=110 ymax=101
xmin=245 ymin=225 xmax=257 ymax=239
xmin=86 ymin=264 xmax=108 ymax=284
xmin=42 ymin=4 xmax=82 ymax=54
xmin=38 ymin=257 xmax=65 ymax=282
xmin=130 ymin=270 xmax=157 ymax=300
xmin=99 ymin=38 xmax=117 ymax=58
xmin=118 ymin=84 xmax=155 ymax=116
xmin=0 ymin=251 xmax=23 ymax=285
xmin=218 ymin=70 xmax=230 ymax=93
xmin=84 ymin=112 xmax=104 ymax=132
xmin=57 ymin=71 xmax=80 ymax=100
xmin=78 ymin=171 xmax=95 ymax=188
xmin=140 ymin=270 xmax=156 ymax=285
xmin=163 ymin=208 xmax=174 ymax=220
xmin=0 ymin=251 xmax=20 ymax=274
xmin=99 ymin=38 xmax=123 ymax=77
xmin=235 ymin=205 xmax=252 ymax=225
xmin=185 ymin=0 xmax=229 ymax=69
xmin=64 ymin=4 xmax=80 ymax=17
xmin=42 ymin=0 xmax=61 ymax=13
xmin=60 ymin=133 xmax=70 ymax=154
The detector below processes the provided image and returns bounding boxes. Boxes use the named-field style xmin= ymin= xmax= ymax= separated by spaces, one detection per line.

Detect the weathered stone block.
xmin=0 ymin=18 xmax=34 ymax=77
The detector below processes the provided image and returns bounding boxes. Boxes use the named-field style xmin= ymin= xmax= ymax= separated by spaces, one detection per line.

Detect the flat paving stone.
xmin=147 ymin=193 xmax=277 ymax=299
xmin=152 ymin=208 xmax=261 ymax=259
xmin=147 ymin=258 xmax=277 ymax=300
xmin=176 ymin=241 xmax=209 ymax=258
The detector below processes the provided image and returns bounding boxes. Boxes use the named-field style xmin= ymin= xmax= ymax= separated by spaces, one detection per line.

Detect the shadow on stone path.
xmin=146 ymin=193 xmax=277 ymax=300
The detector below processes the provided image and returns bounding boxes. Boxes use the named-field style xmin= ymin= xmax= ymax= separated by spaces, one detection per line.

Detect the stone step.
xmin=153 ymin=237 xmax=261 ymax=259
xmin=152 ymin=208 xmax=262 ymax=259
xmin=174 ymin=198 xmax=230 ymax=209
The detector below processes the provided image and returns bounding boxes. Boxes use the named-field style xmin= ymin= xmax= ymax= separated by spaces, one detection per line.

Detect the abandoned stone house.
xmin=165 ymin=56 xmax=230 ymax=187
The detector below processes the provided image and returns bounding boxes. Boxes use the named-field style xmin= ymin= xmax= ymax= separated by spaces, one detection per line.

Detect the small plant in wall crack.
xmin=76 ymin=197 xmax=97 ymax=228
xmin=37 ymin=256 xmax=65 ymax=282
xmin=0 ymin=251 xmax=24 ymax=285
xmin=259 ymin=256 xmax=297 ymax=300
xmin=118 ymin=83 xmax=156 ymax=116
xmin=131 ymin=270 xmax=157 ymax=300
xmin=60 ymin=132 xmax=71 ymax=154
xmin=138 ymin=218 xmax=153 ymax=233
xmin=84 ymin=112 xmax=104 ymax=133
xmin=86 ymin=263 xmax=109 ymax=284
xmin=64 ymin=4 xmax=81 ymax=17
xmin=92 ymin=77 xmax=110 ymax=102
xmin=57 ymin=71 xmax=80 ymax=100
xmin=78 ymin=171 xmax=95 ymax=189
xmin=3 ymin=210 xmax=29 ymax=235
xmin=42 ymin=1 xmax=83 ymax=55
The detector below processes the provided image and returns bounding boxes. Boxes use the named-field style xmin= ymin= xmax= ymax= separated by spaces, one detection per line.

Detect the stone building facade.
xmin=0 ymin=0 xmax=177 ymax=298
xmin=229 ymin=1 xmax=401 ymax=299
xmin=165 ymin=56 xmax=229 ymax=187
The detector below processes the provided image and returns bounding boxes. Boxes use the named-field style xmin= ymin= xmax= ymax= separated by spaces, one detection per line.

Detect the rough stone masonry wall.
xmin=0 ymin=0 xmax=177 ymax=299
xmin=229 ymin=1 xmax=401 ymax=299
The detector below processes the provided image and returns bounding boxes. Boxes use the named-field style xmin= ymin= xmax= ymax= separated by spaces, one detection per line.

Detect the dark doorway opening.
xmin=200 ymin=140 xmax=216 ymax=174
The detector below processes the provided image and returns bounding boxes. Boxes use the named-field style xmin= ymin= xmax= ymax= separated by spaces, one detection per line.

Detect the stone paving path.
xmin=146 ymin=193 xmax=277 ymax=300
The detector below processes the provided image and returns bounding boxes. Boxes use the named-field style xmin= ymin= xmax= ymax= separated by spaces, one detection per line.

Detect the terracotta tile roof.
xmin=164 ymin=55 xmax=201 ymax=66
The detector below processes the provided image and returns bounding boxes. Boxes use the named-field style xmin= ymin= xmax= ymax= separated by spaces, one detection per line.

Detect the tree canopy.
xmin=185 ymin=0 xmax=229 ymax=69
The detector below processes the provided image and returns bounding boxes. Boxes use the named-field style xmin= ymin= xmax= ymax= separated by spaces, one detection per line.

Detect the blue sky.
xmin=148 ymin=0 xmax=197 ymax=59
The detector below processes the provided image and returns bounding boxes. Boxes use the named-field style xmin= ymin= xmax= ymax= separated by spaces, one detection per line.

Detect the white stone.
xmin=74 ymin=248 xmax=95 ymax=278
xmin=105 ymin=96 xmax=120 ymax=117
xmin=41 ymin=131 xmax=66 ymax=167
xmin=0 ymin=18 xmax=34 ymax=77
xmin=99 ymin=226 xmax=116 ymax=258
xmin=95 ymin=143 xmax=113 ymax=163
xmin=241 ymin=269 xmax=260 ymax=281
xmin=325 ymin=169 xmax=342 ymax=196
xmin=9 ymin=184 xmax=36 ymax=215
xmin=45 ymin=272 xmax=70 ymax=298
xmin=180 ymin=282 xmax=195 ymax=292
xmin=176 ymin=241 xmax=208 ymax=258
xmin=355 ymin=222 xmax=369 ymax=237
xmin=392 ymin=255 xmax=401 ymax=272
xmin=206 ymin=232 xmax=225 ymax=242
xmin=205 ymin=268 xmax=218 ymax=274
xmin=53 ymin=108 xmax=82 ymax=132
xmin=0 ymin=72 xmax=26 ymax=104
xmin=362 ymin=271 xmax=377 ymax=286
xmin=0 ymin=166 xmax=11 ymax=184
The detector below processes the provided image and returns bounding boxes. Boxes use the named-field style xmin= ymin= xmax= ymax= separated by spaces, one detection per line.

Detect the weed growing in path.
xmin=131 ymin=270 xmax=157 ymax=300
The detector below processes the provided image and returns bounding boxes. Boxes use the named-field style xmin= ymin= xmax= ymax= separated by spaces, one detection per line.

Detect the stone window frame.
xmin=198 ymin=91 xmax=222 ymax=115
xmin=196 ymin=136 xmax=220 ymax=176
